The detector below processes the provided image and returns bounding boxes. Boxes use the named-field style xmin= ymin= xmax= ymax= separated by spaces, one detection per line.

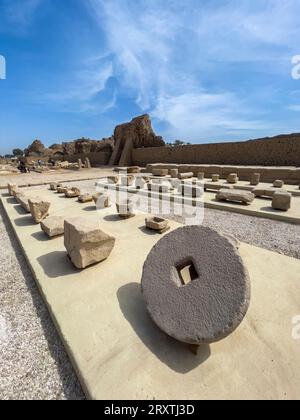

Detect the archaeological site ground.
xmin=0 ymin=114 xmax=300 ymax=401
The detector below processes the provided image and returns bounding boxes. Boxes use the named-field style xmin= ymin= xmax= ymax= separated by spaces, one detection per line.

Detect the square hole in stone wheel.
xmin=176 ymin=260 xmax=199 ymax=286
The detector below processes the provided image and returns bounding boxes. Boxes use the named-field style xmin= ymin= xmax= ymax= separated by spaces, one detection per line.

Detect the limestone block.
xmin=127 ymin=166 xmax=141 ymax=174
xmin=50 ymin=182 xmax=57 ymax=191
xmin=253 ymin=187 xmax=276 ymax=198
xmin=120 ymin=176 xmax=134 ymax=187
xmin=212 ymin=174 xmax=220 ymax=182
xmin=8 ymin=184 xmax=17 ymax=196
xmin=170 ymin=169 xmax=179 ymax=178
xmin=78 ymin=194 xmax=93 ymax=203
xmin=41 ymin=216 xmax=64 ymax=238
xmin=147 ymin=183 xmax=170 ymax=193
xmin=272 ymin=191 xmax=292 ymax=211
xmin=227 ymin=173 xmax=239 ymax=184
xmin=15 ymin=193 xmax=31 ymax=213
xmin=65 ymin=187 xmax=81 ymax=198
xmin=141 ymin=226 xmax=251 ymax=344
xmin=93 ymin=193 xmax=110 ymax=208
xmin=57 ymin=186 xmax=68 ymax=194
xmin=216 ymin=189 xmax=255 ymax=205
xmin=116 ymin=200 xmax=135 ymax=218
xmin=135 ymin=178 xmax=147 ymax=189
xmin=178 ymin=172 xmax=193 ymax=180
xmin=152 ymin=169 xmax=168 ymax=177
xmin=145 ymin=217 xmax=170 ymax=233
xmin=204 ymin=183 xmax=233 ymax=192
xmin=64 ymin=217 xmax=115 ymax=269
xmin=107 ymin=176 xmax=119 ymax=184
xmin=273 ymin=180 xmax=284 ymax=188
xmin=197 ymin=172 xmax=205 ymax=180
xmin=250 ymin=173 xmax=261 ymax=186
xmin=28 ymin=199 xmax=51 ymax=223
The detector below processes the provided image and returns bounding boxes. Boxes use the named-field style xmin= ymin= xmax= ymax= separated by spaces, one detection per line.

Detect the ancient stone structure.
xmin=178 ymin=172 xmax=193 ymax=180
xmin=227 ymin=173 xmax=239 ymax=184
xmin=147 ymin=183 xmax=170 ymax=193
xmin=41 ymin=216 xmax=64 ymax=238
xmin=250 ymin=173 xmax=261 ymax=186
xmin=65 ymin=187 xmax=81 ymax=198
xmin=204 ymin=183 xmax=233 ymax=192
xmin=15 ymin=193 xmax=31 ymax=213
xmin=107 ymin=176 xmax=119 ymax=184
xmin=120 ymin=176 xmax=134 ymax=187
xmin=145 ymin=217 xmax=170 ymax=234
xmin=272 ymin=192 xmax=292 ymax=211
xmin=57 ymin=186 xmax=68 ymax=194
xmin=141 ymin=226 xmax=251 ymax=344
xmin=64 ymin=217 xmax=115 ymax=269
xmin=152 ymin=169 xmax=169 ymax=177
xmin=178 ymin=184 xmax=203 ymax=198
xmin=116 ymin=200 xmax=135 ymax=218
xmin=253 ymin=187 xmax=276 ymax=198
xmin=50 ymin=183 xmax=58 ymax=191
xmin=78 ymin=194 xmax=93 ymax=203
xmin=212 ymin=174 xmax=220 ymax=182
xmin=8 ymin=184 xmax=17 ymax=196
xmin=92 ymin=193 xmax=110 ymax=208
xmin=170 ymin=169 xmax=179 ymax=178
xmin=198 ymin=172 xmax=205 ymax=180
xmin=273 ymin=180 xmax=284 ymax=188
xmin=216 ymin=189 xmax=255 ymax=205
xmin=28 ymin=199 xmax=50 ymax=223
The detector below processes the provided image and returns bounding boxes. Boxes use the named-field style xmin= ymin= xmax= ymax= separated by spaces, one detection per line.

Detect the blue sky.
xmin=0 ymin=0 xmax=300 ymax=155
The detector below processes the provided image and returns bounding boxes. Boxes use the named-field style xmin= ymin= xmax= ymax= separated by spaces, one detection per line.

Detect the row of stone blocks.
xmin=7 ymin=183 xmax=251 ymax=348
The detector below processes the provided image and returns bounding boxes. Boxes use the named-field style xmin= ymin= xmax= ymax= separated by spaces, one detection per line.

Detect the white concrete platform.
xmin=1 ymin=188 xmax=300 ymax=400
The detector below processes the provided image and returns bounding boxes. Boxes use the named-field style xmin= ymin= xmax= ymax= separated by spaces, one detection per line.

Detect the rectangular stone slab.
xmin=1 ymin=189 xmax=300 ymax=400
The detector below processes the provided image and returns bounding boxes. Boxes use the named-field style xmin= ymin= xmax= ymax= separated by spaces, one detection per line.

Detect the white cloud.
xmin=4 ymin=0 xmax=43 ymax=26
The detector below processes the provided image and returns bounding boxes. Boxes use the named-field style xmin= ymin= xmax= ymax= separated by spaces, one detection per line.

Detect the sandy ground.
xmin=0 ymin=177 xmax=299 ymax=399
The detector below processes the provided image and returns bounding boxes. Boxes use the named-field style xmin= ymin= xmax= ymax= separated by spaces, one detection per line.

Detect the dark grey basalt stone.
xmin=141 ymin=226 xmax=251 ymax=345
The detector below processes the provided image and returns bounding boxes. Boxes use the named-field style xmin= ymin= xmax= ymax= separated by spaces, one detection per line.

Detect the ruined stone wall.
xmin=52 ymin=151 xmax=111 ymax=165
xmin=132 ymin=135 xmax=300 ymax=167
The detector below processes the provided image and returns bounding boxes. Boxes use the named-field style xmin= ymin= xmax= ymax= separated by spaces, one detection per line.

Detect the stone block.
xmin=216 ymin=189 xmax=255 ymax=205
xmin=152 ymin=169 xmax=169 ymax=177
xmin=64 ymin=217 xmax=115 ymax=269
xmin=116 ymin=200 xmax=135 ymax=218
xmin=178 ymin=172 xmax=193 ymax=180
xmin=212 ymin=174 xmax=220 ymax=182
xmin=170 ymin=169 xmax=179 ymax=178
xmin=272 ymin=191 xmax=292 ymax=211
xmin=93 ymin=193 xmax=110 ymax=208
xmin=65 ymin=187 xmax=81 ymax=198
xmin=8 ymin=184 xmax=17 ymax=196
xmin=41 ymin=216 xmax=64 ymax=238
xmin=127 ymin=166 xmax=141 ymax=174
xmin=50 ymin=182 xmax=58 ymax=191
xmin=273 ymin=180 xmax=284 ymax=188
xmin=107 ymin=176 xmax=119 ymax=184
xmin=250 ymin=173 xmax=261 ymax=186
xmin=120 ymin=176 xmax=134 ymax=187
xmin=253 ymin=187 xmax=276 ymax=198
xmin=57 ymin=186 xmax=68 ymax=194
xmin=147 ymin=183 xmax=170 ymax=193
xmin=145 ymin=217 xmax=170 ymax=233
xmin=15 ymin=193 xmax=31 ymax=213
xmin=227 ymin=173 xmax=239 ymax=184
xmin=178 ymin=184 xmax=203 ymax=198
xmin=78 ymin=194 xmax=93 ymax=203
xmin=28 ymin=199 xmax=51 ymax=223
xmin=197 ymin=172 xmax=205 ymax=180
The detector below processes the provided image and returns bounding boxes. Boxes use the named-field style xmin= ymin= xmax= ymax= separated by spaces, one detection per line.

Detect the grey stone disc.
xmin=141 ymin=226 xmax=251 ymax=344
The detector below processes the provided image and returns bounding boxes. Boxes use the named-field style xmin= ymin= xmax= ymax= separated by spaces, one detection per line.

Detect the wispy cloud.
xmin=3 ymin=0 xmax=43 ymax=26
xmin=87 ymin=0 xmax=300 ymax=141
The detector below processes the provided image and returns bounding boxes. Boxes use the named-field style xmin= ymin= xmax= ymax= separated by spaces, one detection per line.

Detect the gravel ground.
xmin=0 ymin=182 xmax=299 ymax=400
xmin=0 ymin=202 xmax=85 ymax=400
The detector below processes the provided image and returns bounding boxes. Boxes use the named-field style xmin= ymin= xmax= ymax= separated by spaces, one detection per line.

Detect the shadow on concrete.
xmin=82 ymin=206 xmax=96 ymax=212
xmin=103 ymin=214 xmax=123 ymax=222
xmin=117 ymin=282 xmax=211 ymax=374
xmin=7 ymin=197 xmax=16 ymax=204
xmin=260 ymin=206 xmax=285 ymax=214
xmin=0 ymin=201 xmax=85 ymax=400
xmin=14 ymin=216 xmax=36 ymax=227
xmin=31 ymin=231 xmax=50 ymax=242
xmin=13 ymin=205 xmax=28 ymax=215
xmin=138 ymin=226 xmax=158 ymax=236
xmin=1 ymin=192 xmax=11 ymax=198
xmin=37 ymin=251 xmax=80 ymax=278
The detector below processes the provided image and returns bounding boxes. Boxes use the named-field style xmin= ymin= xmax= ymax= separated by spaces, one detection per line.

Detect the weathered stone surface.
xmin=8 ymin=184 xmax=17 ymax=196
xmin=127 ymin=166 xmax=141 ymax=174
xmin=145 ymin=217 xmax=169 ymax=233
xmin=170 ymin=169 xmax=179 ymax=178
xmin=24 ymin=139 xmax=46 ymax=157
xmin=198 ymin=172 xmax=205 ymax=180
xmin=78 ymin=193 xmax=93 ymax=203
xmin=152 ymin=169 xmax=169 ymax=177
xmin=85 ymin=158 xmax=91 ymax=169
xmin=227 ymin=173 xmax=239 ymax=184
xmin=204 ymin=183 xmax=233 ymax=192
xmin=41 ymin=216 xmax=64 ymax=238
xmin=272 ymin=191 xmax=292 ymax=211
xmin=216 ymin=189 xmax=255 ymax=205
xmin=120 ymin=176 xmax=134 ymax=187
xmin=212 ymin=174 xmax=220 ymax=182
xmin=135 ymin=177 xmax=147 ymax=189
xmin=253 ymin=187 xmax=276 ymax=198
xmin=93 ymin=193 xmax=110 ymax=208
xmin=141 ymin=226 xmax=251 ymax=345
xmin=114 ymin=114 xmax=165 ymax=149
xmin=57 ymin=186 xmax=68 ymax=194
xmin=116 ymin=200 xmax=135 ymax=218
xmin=15 ymin=193 xmax=31 ymax=213
xmin=107 ymin=176 xmax=119 ymax=184
xmin=178 ymin=172 xmax=193 ymax=180
xmin=28 ymin=199 xmax=51 ymax=223
xmin=250 ymin=173 xmax=261 ymax=186
xmin=65 ymin=187 xmax=81 ymax=198
xmin=50 ymin=182 xmax=57 ymax=191
xmin=64 ymin=217 xmax=115 ymax=269
xmin=78 ymin=159 xmax=83 ymax=170
xmin=147 ymin=183 xmax=170 ymax=193
xmin=273 ymin=180 xmax=284 ymax=188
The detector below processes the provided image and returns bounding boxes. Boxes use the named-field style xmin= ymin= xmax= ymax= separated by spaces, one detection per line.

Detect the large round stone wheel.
xmin=141 ymin=226 xmax=251 ymax=344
